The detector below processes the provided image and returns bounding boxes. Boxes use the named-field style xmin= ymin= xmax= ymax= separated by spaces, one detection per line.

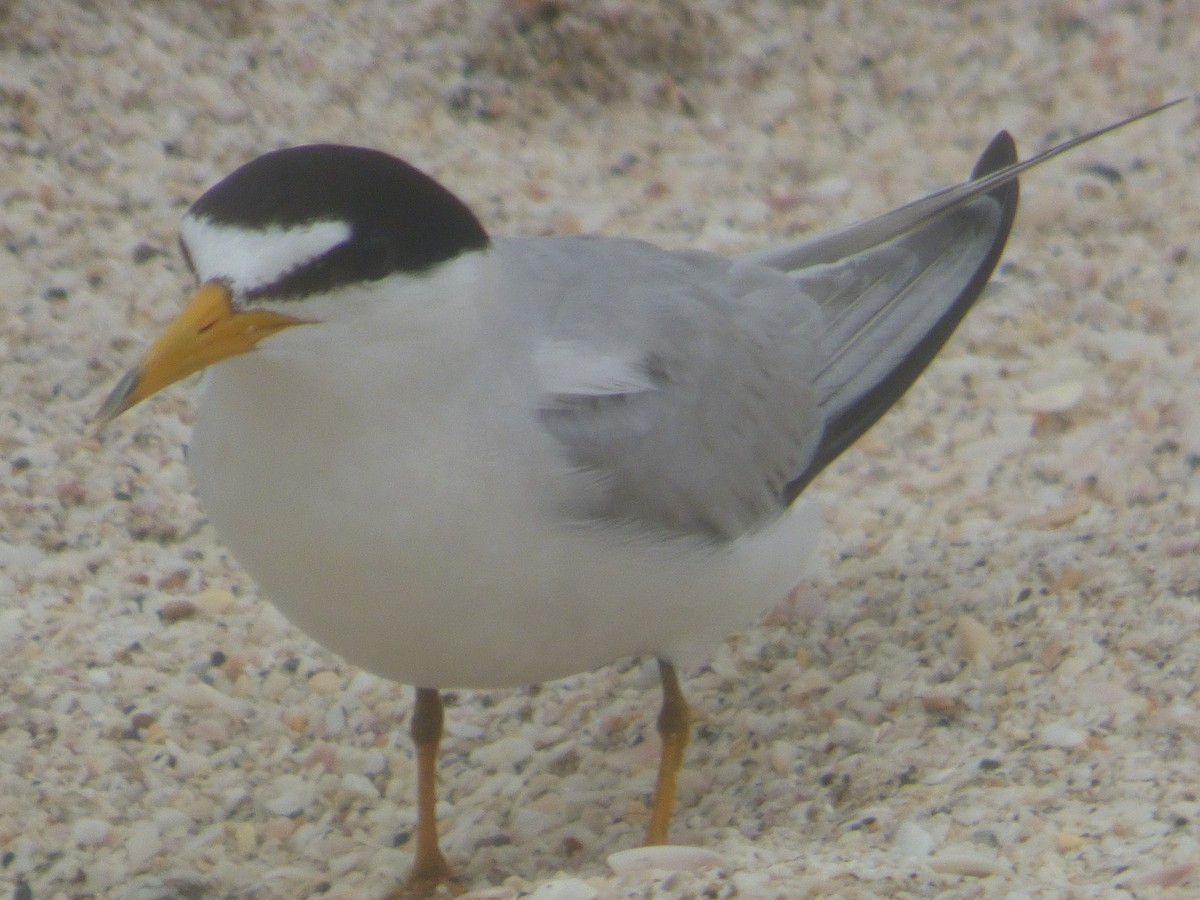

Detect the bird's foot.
xmin=382 ymin=851 xmax=462 ymax=900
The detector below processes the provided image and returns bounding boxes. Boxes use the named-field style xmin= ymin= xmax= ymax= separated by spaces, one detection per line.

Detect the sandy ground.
xmin=2 ymin=1 xmax=1199 ymax=898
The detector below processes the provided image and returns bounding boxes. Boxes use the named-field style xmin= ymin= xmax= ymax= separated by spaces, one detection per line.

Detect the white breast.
xmin=187 ymin=254 xmax=819 ymax=688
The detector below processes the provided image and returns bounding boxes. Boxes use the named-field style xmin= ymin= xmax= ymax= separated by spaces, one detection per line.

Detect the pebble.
xmin=956 ymin=614 xmax=1002 ymax=664
xmin=922 ymin=692 xmax=962 ymax=717
xmin=893 ymin=820 xmax=936 ymax=856
xmin=194 ymin=587 xmax=237 ymax=615
xmin=126 ymin=820 xmax=162 ymax=866
xmin=445 ymin=719 xmax=487 ymax=740
xmin=262 ymin=817 xmax=298 ymax=842
xmin=524 ymin=877 xmax=599 ymax=900
xmin=1057 ymin=830 xmax=1086 ymax=852
xmin=72 ymin=817 xmax=112 ymax=847
xmin=730 ymin=871 xmax=775 ymax=897
xmin=805 ymin=175 xmax=853 ymax=203
xmin=606 ymin=845 xmax=723 ymax=876
xmin=768 ymin=738 xmax=798 ymax=774
xmin=234 ymin=822 xmax=258 ymax=854
xmin=157 ymin=599 xmax=198 ymax=623
xmin=308 ymin=669 xmax=342 ymax=694
xmin=1023 ymin=496 xmax=1091 ymax=530
xmin=459 ymin=888 xmax=519 ymax=900
xmin=1017 ymin=380 xmax=1085 ymax=414
xmin=826 ymin=717 xmax=872 ymax=748
xmin=470 ymin=735 xmax=535 ymax=771
xmin=323 ymin=703 xmax=347 ymax=734
xmin=1130 ymin=863 xmax=1197 ymax=889
xmin=153 ymin=808 xmax=190 ymax=834
xmin=826 ymin=670 xmax=879 ymax=705
xmin=220 ymin=787 xmax=249 ymax=816
xmin=258 ymin=774 xmax=318 ymax=817
xmin=166 ymin=681 xmax=254 ymax=718
xmin=1040 ymin=722 xmax=1089 ymax=750
xmin=1055 ymin=640 xmax=1103 ymax=680
xmin=512 ymin=806 xmax=557 ymax=839
xmin=360 ymin=748 xmax=387 ymax=776
xmin=341 ymin=772 xmax=379 ymax=800
xmin=928 ymin=852 xmax=1007 ymax=877
xmin=0 ymin=608 xmax=25 ymax=648
xmin=288 ymin=822 xmax=326 ymax=859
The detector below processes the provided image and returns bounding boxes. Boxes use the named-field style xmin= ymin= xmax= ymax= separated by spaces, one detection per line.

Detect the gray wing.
xmin=500 ymin=140 xmax=1016 ymax=542
xmin=504 ymin=103 xmax=1176 ymax=541
xmin=501 ymin=235 xmax=826 ymax=540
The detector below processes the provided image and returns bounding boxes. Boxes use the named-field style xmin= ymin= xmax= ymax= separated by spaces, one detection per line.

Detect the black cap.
xmin=187 ymin=144 xmax=490 ymax=301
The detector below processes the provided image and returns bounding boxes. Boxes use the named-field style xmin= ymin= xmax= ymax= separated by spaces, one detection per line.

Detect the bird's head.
xmin=95 ymin=144 xmax=489 ymax=426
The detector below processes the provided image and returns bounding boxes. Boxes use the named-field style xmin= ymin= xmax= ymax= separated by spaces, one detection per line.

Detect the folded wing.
xmin=520 ymin=135 xmax=1017 ymax=541
xmin=522 ymin=102 xmax=1178 ymax=540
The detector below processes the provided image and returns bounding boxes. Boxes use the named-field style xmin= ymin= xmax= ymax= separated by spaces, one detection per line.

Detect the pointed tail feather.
xmin=771 ymin=98 xmax=1187 ymax=500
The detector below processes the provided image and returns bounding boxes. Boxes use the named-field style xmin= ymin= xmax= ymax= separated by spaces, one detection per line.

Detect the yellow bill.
xmin=94 ymin=281 xmax=306 ymax=428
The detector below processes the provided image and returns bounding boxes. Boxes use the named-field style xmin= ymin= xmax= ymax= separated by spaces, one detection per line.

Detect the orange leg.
xmin=644 ymin=658 xmax=691 ymax=845
xmin=407 ymin=687 xmax=454 ymax=893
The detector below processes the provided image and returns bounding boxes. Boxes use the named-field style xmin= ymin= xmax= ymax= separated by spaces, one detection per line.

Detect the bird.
xmin=96 ymin=99 xmax=1181 ymax=894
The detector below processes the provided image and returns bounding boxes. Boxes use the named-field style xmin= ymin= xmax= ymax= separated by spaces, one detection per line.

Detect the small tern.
xmin=97 ymin=99 xmax=1184 ymax=892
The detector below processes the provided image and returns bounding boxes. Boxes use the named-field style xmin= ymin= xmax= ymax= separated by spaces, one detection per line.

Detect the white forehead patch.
xmin=180 ymin=213 xmax=352 ymax=294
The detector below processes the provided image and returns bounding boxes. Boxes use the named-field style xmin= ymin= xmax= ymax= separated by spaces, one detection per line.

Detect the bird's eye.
xmin=356 ymin=230 xmax=398 ymax=282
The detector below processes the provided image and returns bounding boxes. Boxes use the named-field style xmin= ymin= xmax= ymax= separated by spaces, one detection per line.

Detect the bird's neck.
xmin=204 ymin=247 xmax=528 ymax=433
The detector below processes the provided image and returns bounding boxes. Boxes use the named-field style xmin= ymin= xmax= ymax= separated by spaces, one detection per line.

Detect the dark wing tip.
xmin=973 ymin=131 xmax=1017 ymax=179
xmin=783 ymin=131 xmax=1021 ymax=502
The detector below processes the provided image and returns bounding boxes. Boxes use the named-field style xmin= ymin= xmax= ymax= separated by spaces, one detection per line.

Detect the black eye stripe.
xmin=353 ymin=229 xmax=401 ymax=281
xmin=242 ymin=229 xmax=423 ymax=302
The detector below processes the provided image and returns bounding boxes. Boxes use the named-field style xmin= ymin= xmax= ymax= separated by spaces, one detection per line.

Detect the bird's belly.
xmin=189 ymin=367 xmax=818 ymax=689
